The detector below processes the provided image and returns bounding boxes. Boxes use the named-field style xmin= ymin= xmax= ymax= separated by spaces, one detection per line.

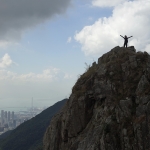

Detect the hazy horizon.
xmin=0 ymin=0 xmax=150 ymax=109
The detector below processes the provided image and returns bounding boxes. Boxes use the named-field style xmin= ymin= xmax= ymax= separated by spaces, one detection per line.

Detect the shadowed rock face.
xmin=43 ymin=46 xmax=150 ymax=150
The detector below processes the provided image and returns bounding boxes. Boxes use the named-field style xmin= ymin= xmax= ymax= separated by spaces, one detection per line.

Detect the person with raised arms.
xmin=120 ymin=35 xmax=133 ymax=48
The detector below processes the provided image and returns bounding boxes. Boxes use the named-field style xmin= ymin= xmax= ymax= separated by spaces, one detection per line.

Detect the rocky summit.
xmin=43 ymin=46 xmax=150 ymax=150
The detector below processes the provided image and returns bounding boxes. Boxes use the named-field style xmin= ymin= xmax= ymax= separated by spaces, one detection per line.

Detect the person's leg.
xmin=124 ymin=42 xmax=126 ymax=47
xmin=125 ymin=42 xmax=127 ymax=48
xmin=126 ymin=42 xmax=128 ymax=48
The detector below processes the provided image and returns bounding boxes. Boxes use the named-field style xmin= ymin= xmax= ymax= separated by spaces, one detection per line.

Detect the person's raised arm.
xmin=120 ymin=35 xmax=124 ymax=38
xmin=128 ymin=36 xmax=133 ymax=39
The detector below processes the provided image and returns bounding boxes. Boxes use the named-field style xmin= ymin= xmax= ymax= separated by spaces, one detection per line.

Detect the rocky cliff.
xmin=43 ymin=46 xmax=150 ymax=150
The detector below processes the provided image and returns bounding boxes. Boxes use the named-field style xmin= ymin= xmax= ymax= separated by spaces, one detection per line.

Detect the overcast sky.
xmin=0 ymin=0 xmax=150 ymax=110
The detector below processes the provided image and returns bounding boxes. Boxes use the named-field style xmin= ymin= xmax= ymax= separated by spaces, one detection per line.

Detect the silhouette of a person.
xmin=120 ymin=35 xmax=133 ymax=48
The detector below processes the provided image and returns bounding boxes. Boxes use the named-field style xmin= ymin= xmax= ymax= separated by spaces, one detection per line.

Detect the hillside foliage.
xmin=0 ymin=99 xmax=67 ymax=150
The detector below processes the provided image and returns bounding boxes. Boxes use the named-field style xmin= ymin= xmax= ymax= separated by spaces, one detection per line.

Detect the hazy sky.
xmin=0 ymin=0 xmax=150 ymax=110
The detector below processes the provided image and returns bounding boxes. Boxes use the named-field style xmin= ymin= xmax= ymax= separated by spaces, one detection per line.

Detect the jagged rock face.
xmin=43 ymin=46 xmax=150 ymax=150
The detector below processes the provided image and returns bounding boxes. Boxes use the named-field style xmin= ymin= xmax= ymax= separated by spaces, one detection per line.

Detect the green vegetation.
xmin=72 ymin=62 xmax=97 ymax=98
xmin=0 ymin=99 xmax=67 ymax=150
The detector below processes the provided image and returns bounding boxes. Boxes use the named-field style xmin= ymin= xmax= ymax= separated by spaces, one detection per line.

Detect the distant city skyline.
xmin=0 ymin=107 xmax=46 ymax=134
xmin=0 ymin=0 xmax=150 ymax=108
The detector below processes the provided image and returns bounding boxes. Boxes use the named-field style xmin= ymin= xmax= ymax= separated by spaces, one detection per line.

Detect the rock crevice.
xmin=43 ymin=46 xmax=150 ymax=150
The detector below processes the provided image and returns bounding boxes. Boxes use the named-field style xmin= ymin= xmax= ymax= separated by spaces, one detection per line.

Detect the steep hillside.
xmin=43 ymin=46 xmax=150 ymax=150
xmin=0 ymin=99 xmax=67 ymax=150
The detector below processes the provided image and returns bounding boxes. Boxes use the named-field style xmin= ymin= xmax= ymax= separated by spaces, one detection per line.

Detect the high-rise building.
xmin=1 ymin=110 xmax=4 ymax=124
xmin=8 ymin=111 xmax=10 ymax=121
xmin=4 ymin=111 xmax=7 ymax=118
xmin=12 ymin=111 xmax=14 ymax=120
xmin=1 ymin=110 xmax=4 ymax=120
xmin=13 ymin=120 xmax=16 ymax=128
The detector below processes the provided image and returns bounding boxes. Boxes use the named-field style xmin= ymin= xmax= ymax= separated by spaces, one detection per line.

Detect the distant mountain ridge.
xmin=0 ymin=99 xmax=67 ymax=150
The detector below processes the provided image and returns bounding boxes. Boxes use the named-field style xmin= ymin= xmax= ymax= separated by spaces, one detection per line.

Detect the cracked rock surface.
xmin=43 ymin=46 xmax=150 ymax=150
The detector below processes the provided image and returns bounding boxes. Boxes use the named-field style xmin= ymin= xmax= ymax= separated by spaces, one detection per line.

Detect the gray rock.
xmin=146 ymin=101 xmax=150 ymax=115
xmin=128 ymin=46 xmax=136 ymax=52
xmin=121 ymin=61 xmax=129 ymax=72
xmin=136 ymin=105 xmax=146 ymax=117
xmin=43 ymin=46 xmax=150 ymax=150
xmin=120 ymin=99 xmax=132 ymax=117
xmin=136 ymin=75 xmax=150 ymax=95
xmin=97 ymin=64 xmax=106 ymax=76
